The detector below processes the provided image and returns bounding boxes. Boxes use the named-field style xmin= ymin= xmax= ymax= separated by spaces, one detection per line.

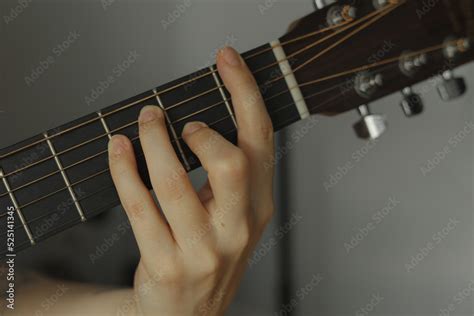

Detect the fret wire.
xmin=0 ymin=74 xmax=273 ymax=179
xmin=43 ymin=132 xmax=87 ymax=222
xmin=7 ymin=111 xmax=243 ymax=212
xmin=0 ymin=107 xmax=235 ymax=201
xmin=0 ymin=10 xmax=373 ymax=162
xmin=97 ymin=111 xmax=113 ymax=140
xmin=210 ymin=65 xmax=238 ymax=128
xmin=153 ymin=89 xmax=191 ymax=171
xmin=0 ymin=168 xmax=36 ymax=245
xmin=1 ymin=116 xmax=140 ymax=179
xmin=4 ymin=107 xmax=316 ymax=235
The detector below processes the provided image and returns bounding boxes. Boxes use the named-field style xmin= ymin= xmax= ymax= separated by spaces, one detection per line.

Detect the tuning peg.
xmin=400 ymin=87 xmax=423 ymax=117
xmin=313 ymin=0 xmax=337 ymax=10
xmin=437 ymin=70 xmax=467 ymax=101
xmin=353 ymin=105 xmax=387 ymax=140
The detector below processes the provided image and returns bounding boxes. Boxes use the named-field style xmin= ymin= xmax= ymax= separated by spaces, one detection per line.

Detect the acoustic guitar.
xmin=1 ymin=0 xmax=473 ymax=255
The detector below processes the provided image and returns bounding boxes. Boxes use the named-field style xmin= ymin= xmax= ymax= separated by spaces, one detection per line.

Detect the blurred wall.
xmin=1 ymin=1 xmax=472 ymax=315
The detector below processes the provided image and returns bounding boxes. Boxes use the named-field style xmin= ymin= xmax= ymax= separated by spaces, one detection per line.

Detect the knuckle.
xmin=159 ymin=262 xmax=185 ymax=285
xmin=192 ymin=129 xmax=219 ymax=156
xmin=195 ymin=248 xmax=221 ymax=279
xmin=214 ymin=150 xmax=249 ymax=179
xmin=161 ymin=167 xmax=188 ymax=202
xmin=231 ymin=223 xmax=251 ymax=251
xmin=124 ymin=199 xmax=146 ymax=222
xmin=259 ymin=119 xmax=274 ymax=142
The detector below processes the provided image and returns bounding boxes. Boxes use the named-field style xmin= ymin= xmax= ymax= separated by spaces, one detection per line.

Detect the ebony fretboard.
xmin=0 ymin=43 xmax=303 ymax=255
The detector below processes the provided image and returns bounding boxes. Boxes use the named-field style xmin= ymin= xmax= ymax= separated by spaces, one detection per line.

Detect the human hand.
xmin=108 ymin=46 xmax=274 ymax=316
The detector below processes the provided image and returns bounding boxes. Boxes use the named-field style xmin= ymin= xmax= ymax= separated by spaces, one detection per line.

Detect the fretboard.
xmin=0 ymin=42 xmax=307 ymax=255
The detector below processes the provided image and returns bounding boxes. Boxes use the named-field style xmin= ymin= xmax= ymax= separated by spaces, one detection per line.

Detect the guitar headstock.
xmin=279 ymin=0 xmax=473 ymax=139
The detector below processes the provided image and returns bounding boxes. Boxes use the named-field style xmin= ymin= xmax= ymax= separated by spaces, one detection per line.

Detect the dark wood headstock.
xmin=279 ymin=0 xmax=474 ymax=116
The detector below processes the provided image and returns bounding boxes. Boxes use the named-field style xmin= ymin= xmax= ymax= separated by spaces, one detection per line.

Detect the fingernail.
xmin=139 ymin=105 xmax=161 ymax=123
xmin=109 ymin=135 xmax=127 ymax=156
xmin=183 ymin=122 xmax=207 ymax=136
xmin=221 ymin=47 xmax=242 ymax=66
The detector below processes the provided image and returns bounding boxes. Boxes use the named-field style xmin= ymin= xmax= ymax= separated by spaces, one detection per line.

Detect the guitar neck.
xmin=3 ymin=0 xmax=473 ymax=256
xmin=0 ymin=41 xmax=306 ymax=255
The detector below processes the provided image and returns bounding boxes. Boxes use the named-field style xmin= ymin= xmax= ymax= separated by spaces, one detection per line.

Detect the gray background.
xmin=0 ymin=0 xmax=472 ymax=315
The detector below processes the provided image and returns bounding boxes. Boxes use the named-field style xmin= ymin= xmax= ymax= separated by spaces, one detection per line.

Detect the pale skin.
xmin=5 ymin=47 xmax=275 ymax=315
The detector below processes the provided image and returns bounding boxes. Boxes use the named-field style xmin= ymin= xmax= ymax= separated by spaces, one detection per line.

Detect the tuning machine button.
xmin=437 ymin=70 xmax=467 ymax=101
xmin=313 ymin=0 xmax=337 ymax=10
xmin=400 ymin=87 xmax=424 ymax=117
xmin=353 ymin=105 xmax=387 ymax=140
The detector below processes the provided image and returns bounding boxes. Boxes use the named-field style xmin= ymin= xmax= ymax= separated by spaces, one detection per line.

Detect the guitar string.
xmin=1 ymin=60 xmax=408 ymax=235
xmin=0 ymin=35 xmax=459 ymax=215
xmin=251 ymin=3 xmax=396 ymax=75
xmin=277 ymin=1 xmax=403 ymax=80
xmin=0 ymin=40 xmax=456 ymax=209
xmin=0 ymin=5 xmax=398 ymax=198
xmin=0 ymin=3 xmax=396 ymax=162
xmin=6 ymin=7 xmax=460 ymax=228
xmin=1 ymin=56 xmax=405 ymax=227
xmin=0 ymin=38 xmax=457 ymax=226
xmin=0 ymin=74 xmax=334 ymax=201
xmin=0 ymin=9 xmax=387 ymax=181
xmin=0 ymin=5 xmax=395 ymax=181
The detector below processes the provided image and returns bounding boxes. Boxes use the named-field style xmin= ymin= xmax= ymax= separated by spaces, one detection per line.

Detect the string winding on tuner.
xmin=326 ymin=4 xmax=356 ymax=26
